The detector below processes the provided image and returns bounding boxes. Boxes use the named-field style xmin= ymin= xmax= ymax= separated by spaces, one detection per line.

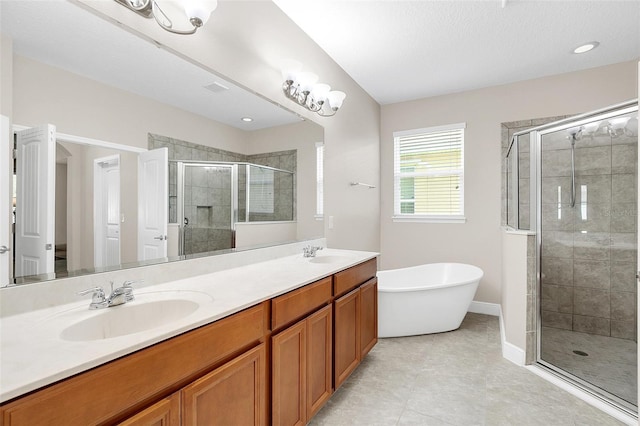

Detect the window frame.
xmin=315 ymin=142 xmax=324 ymax=219
xmin=392 ymin=122 xmax=466 ymax=223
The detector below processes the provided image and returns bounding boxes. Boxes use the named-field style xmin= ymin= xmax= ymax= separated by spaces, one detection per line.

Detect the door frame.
xmin=0 ymin=115 xmax=10 ymax=286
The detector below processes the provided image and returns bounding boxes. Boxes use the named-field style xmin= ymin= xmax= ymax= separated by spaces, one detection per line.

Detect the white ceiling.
xmin=274 ymin=0 xmax=640 ymax=105
xmin=0 ymin=0 xmax=301 ymax=131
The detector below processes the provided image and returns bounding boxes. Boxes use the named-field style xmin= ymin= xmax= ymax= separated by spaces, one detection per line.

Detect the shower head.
xmin=567 ymin=126 xmax=582 ymax=144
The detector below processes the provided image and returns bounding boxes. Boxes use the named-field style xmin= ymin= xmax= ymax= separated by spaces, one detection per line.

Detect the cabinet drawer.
xmin=1 ymin=302 xmax=268 ymax=426
xmin=272 ymin=277 xmax=332 ymax=332
xmin=333 ymin=258 xmax=377 ymax=297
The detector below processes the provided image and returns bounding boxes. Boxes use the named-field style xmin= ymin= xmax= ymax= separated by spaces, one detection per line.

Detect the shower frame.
xmin=173 ymin=160 xmax=295 ymax=256
xmin=506 ymin=99 xmax=639 ymax=416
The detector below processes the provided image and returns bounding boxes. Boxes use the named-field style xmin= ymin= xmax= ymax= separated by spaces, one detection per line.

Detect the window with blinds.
xmin=248 ymin=167 xmax=274 ymax=214
xmin=393 ymin=123 xmax=466 ymax=223
xmin=316 ymin=142 xmax=324 ymax=218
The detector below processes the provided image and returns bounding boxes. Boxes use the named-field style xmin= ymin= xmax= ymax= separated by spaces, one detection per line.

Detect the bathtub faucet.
xmin=303 ymin=245 xmax=323 ymax=258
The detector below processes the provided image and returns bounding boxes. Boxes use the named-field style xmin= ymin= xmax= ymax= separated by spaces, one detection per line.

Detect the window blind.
xmin=393 ymin=123 xmax=465 ymax=221
xmin=248 ymin=167 xmax=274 ymax=214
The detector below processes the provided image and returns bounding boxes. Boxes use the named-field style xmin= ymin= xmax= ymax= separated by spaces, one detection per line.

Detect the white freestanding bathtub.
xmin=377 ymin=263 xmax=483 ymax=338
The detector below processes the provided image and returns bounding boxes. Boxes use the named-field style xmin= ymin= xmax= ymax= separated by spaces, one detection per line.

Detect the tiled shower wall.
xmin=182 ymin=165 xmax=233 ymax=254
xmin=540 ymin=124 xmax=637 ymax=341
xmin=502 ymin=115 xmax=638 ymax=347
xmin=501 ymin=116 xmax=569 ymax=229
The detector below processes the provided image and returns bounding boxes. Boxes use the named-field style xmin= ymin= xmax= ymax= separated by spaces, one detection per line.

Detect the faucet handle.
xmin=77 ymin=287 xmax=107 ymax=309
xmin=119 ymin=280 xmax=142 ymax=302
xmin=78 ymin=286 xmax=105 ymax=299
xmin=122 ymin=279 xmax=143 ymax=288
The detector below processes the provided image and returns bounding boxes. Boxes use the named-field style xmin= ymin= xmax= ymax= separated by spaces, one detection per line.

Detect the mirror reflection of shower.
xmin=172 ymin=161 xmax=295 ymax=257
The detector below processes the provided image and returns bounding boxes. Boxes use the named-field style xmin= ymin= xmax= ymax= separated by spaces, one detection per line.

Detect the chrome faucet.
xmin=77 ymin=286 xmax=109 ymax=310
xmin=303 ymin=245 xmax=323 ymax=258
xmin=78 ymin=280 xmax=141 ymax=310
xmin=108 ymin=280 xmax=136 ymax=306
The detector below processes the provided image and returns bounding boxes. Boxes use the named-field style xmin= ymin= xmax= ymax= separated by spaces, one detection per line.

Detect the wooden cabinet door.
xmin=333 ymin=287 xmax=361 ymax=389
xmin=272 ymin=320 xmax=307 ymax=426
xmin=360 ymin=278 xmax=378 ymax=358
xmin=306 ymin=304 xmax=332 ymax=420
xmin=118 ymin=393 xmax=180 ymax=426
xmin=182 ymin=344 xmax=266 ymax=426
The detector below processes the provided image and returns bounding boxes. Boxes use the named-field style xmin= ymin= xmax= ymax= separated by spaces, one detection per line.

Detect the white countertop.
xmin=0 ymin=248 xmax=378 ymax=403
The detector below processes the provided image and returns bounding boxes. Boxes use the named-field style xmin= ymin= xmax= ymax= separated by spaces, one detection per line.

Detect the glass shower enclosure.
xmin=170 ymin=161 xmax=294 ymax=256
xmin=506 ymin=100 xmax=639 ymax=415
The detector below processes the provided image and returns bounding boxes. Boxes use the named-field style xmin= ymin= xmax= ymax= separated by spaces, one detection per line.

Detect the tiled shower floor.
xmin=541 ymin=326 xmax=637 ymax=407
xmin=309 ymin=314 xmax=628 ymax=425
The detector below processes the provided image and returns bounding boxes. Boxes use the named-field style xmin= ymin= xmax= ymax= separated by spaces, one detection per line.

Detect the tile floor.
xmin=541 ymin=326 xmax=637 ymax=407
xmin=309 ymin=313 xmax=629 ymax=425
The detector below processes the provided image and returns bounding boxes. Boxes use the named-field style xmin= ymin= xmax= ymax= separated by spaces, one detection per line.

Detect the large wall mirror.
xmin=1 ymin=1 xmax=324 ymax=287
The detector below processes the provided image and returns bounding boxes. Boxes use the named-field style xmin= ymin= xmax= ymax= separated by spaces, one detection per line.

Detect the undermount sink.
xmin=308 ymin=255 xmax=350 ymax=264
xmin=60 ymin=293 xmax=206 ymax=341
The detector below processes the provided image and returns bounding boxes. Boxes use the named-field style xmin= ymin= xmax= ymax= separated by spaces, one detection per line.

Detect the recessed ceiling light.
xmin=573 ymin=41 xmax=599 ymax=54
xmin=241 ymin=117 xmax=253 ymax=122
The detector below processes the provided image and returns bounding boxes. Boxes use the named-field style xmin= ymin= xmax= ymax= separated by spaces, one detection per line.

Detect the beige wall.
xmin=12 ymin=55 xmax=248 ymax=152
xmin=80 ymin=0 xmax=382 ymax=253
xmin=0 ymin=36 xmax=12 ymax=118
xmin=381 ymin=60 xmax=638 ymax=304
xmin=501 ymin=232 xmax=529 ymax=350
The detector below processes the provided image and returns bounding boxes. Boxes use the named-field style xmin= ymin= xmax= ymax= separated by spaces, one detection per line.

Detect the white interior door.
xmin=0 ymin=116 xmax=11 ymax=285
xmin=138 ymin=147 xmax=168 ymax=261
xmin=14 ymin=124 xmax=56 ymax=277
xmin=94 ymin=155 xmax=121 ymax=268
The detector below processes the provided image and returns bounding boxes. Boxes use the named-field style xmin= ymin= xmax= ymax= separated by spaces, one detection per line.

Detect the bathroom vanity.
xmin=0 ymin=249 xmax=378 ymax=425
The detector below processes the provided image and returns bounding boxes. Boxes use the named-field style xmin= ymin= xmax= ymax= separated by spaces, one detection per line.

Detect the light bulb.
xmin=582 ymin=121 xmax=600 ymax=134
xmin=128 ymin=0 xmax=149 ymax=9
xmin=326 ymin=91 xmax=346 ymax=110
xmin=311 ymin=84 xmax=331 ymax=102
xmin=573 ymin=41 xmax=599 ymax=54
xmin=183 ymin=0 xmax=217 ymax=26
xmin=297 ymin=72 xmax=319 ymax=94
xmin=609 ymin=117 xmax=631 ymax=130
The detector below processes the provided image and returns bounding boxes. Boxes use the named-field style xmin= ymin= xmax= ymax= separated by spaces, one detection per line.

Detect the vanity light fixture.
xmin=280 ymin=59 xmax=346 ymax=117
xmin=572 ymin=41 xmax=599 ymax=54
xmin=114 ymin=0 xmax=217 ymax=35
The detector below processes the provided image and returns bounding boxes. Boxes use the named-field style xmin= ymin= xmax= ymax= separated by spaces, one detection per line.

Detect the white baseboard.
xmin=497 ymin=305 xmax=525 ymax=366
xmin=468 ymin=301 xmax=501 ymax=316
xmin=467 ymin=301 xmax=525 ymax=364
